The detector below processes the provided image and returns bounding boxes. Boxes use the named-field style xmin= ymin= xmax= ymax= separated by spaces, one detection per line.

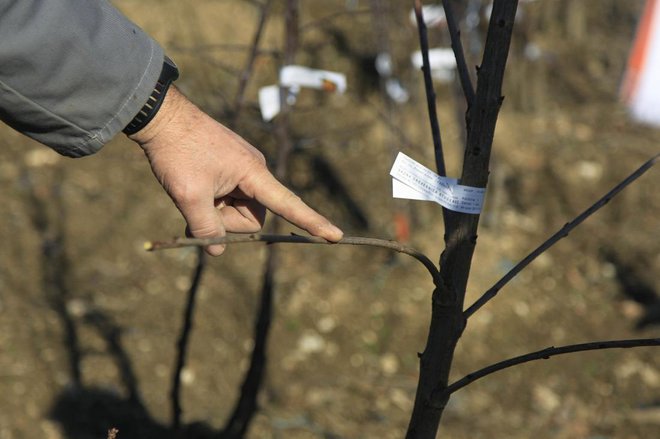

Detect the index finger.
xmin=247 ymin=168 xmax=343 ymax=241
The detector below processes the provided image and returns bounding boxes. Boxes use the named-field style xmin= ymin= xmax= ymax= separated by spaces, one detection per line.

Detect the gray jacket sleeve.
xmin=0 ymin=0 xmax=164 ymax=157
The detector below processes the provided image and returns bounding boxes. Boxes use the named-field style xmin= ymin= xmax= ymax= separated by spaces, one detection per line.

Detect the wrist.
xmin=128 ymin=85 xmax=187 ymax=146
xmin=124 ymin=56 xmax=179 ymax=138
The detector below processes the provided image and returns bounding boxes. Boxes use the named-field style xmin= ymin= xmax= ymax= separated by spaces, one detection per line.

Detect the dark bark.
xmin=230 ymin=0 xmax=274 ymax=126
xmin=406 ymin=2 xmax=519 ymax=438
xmin=465 ymin=154 xmax=659 ymax=318
xmin=413 ymin=0 xmax=447 ymax=177
xmin=438 ymin=338 xmax=660 ymax=399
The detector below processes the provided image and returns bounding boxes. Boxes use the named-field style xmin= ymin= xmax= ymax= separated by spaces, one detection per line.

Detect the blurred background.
xmin=0 ymin=1 xmax=658 ymax=438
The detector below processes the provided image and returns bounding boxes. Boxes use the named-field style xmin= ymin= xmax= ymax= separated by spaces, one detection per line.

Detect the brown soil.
xmin=0 ymin=1 xmax=658 ymax=438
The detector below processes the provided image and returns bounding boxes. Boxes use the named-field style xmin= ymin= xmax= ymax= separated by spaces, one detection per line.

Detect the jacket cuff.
xmin=0 ymin=0 xmax=166 ymax=157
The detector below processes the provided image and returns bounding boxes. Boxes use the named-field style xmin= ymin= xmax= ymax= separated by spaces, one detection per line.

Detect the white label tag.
xmin=259 ymin=66 xmax=347 ymax=121
xmin=258 ymin=85 xmax=282 ymax=122
xmin=390 ymin=152 xmax=485 ymax=214
xmin=411 ymin=48 xmax=456 ymax=71
xmin=280 ymin=65 xmax=347 ymax=94
xmin=410 ymin=48 xmax=457 ymax=83
xmin=258 ymin=85 xmax=299 ymax=122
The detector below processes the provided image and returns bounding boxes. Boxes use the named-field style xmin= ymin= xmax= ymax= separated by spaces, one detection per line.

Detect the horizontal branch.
xmin=434 ymin=338 xmax=660 ymax=402
xmin=146 ymin=234 xmax=441 ymax=286
xmin=465 ymin=153 xmax=659 ymax=318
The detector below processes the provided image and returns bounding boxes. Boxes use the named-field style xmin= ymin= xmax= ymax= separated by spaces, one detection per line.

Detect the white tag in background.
xmin=390 ymin=152 xmax=485 ymax=215
xmin=374 ymin=53 xmax=410 ymax=104
xmin=258 ymin=85 xmax=299 ymax=122
xmin=410 ymin=48 xmax=456 ymax=83
xmin=258 ymin=85 xmax=282 ymax=122
xmin=280 ymin=65 xmax=347 ymax=94
xmin=259 ymin=66 xmax=347 ymax=121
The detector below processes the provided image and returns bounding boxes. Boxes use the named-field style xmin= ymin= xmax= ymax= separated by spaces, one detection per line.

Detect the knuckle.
xmin=167 ymin=181 xmax=190 ymax=202
xmin=244 ymin=151 xmax=267 ymax=170
xmin=188 ymin=218 xmax=221 ymax=238
xmin=170 ymin=181 xmax=204 ymax=207
xmin=254 ymin=151 xmax=267 ymax=165
xmin=188 ymin=223 xmax=219 ymax=239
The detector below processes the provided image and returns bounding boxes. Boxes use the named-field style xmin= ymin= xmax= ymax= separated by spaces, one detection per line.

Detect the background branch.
xmin=299 ymin=8 xmax=371 ymax=32
xmin=434 ymin=338 xmax=660 ymax=402
xmin=413 ymin=0 xmax=447 ymax=177
xmin=169 ymin=43 xmax=279 ymax=56
xmin=442 ymin=0 xmax=475 ymax=106
xmin=230 ymin=0 xmax=274 ymax=125
xmin=465 ymin=153 xmax=659 ymax=318
xmin=222 ymin=3 xmax=299 ymax=435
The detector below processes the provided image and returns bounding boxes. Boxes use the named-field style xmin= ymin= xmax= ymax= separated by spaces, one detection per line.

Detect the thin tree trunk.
xmin=406 ymin=1 xmax=519 ymax=437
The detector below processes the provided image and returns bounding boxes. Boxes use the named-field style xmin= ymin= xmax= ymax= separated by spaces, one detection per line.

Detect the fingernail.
xmin=326 ymin=223 xmax=344 ymax=241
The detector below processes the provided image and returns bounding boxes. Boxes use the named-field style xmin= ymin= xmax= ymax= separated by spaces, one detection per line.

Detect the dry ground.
xmin=0 ymin=1 xmax=658 ymax=438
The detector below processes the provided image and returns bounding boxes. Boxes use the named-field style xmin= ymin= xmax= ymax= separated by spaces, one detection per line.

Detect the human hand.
xmin=129 ymin=86 xmax=343 ymax=255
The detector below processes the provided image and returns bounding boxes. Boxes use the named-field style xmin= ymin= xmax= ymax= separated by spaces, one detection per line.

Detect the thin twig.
xmin=146 ymin=234 xmax=441 ymax=286
xmin=231 ymin=0 xmax=274 ymax=124
xmin=170 ymin=248 xmax=206 ymax=430
xmin=433 ymin=338 xmax=660 ymax=402
xmin=366 ymin=99 xmax=426 ymax=155
xmin=464 ymin=153 xmax=659 ymax=319
xmin=223 ymin=5 xmax=298 ymax=436
xmin=169 ymin=42 xmax=279 ymax=56
xmin=413 ymin=0 xmax=447 ymax=177
xmin=442 ymin=0 xmax=475 ymax=106
xmin=299 ymin=8 xmax=372 ymax=32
